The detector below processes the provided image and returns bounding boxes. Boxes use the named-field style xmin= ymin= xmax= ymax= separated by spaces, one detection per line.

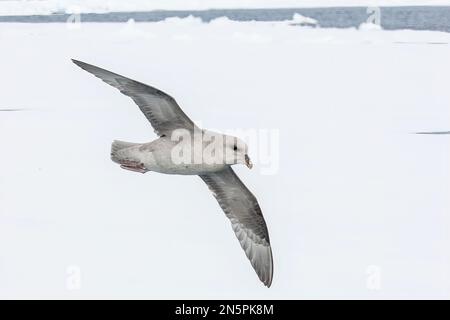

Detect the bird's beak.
xmin=245 ymin=154 xmax=253 ymax=169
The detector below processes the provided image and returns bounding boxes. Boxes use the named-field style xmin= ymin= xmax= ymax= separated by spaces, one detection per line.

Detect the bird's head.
xmin=225 ymin=136 xmax=253 ymax=169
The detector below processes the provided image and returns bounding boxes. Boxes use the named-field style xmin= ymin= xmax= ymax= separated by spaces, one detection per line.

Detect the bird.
xmin=72 ymin=59 xmax=273 ymax=287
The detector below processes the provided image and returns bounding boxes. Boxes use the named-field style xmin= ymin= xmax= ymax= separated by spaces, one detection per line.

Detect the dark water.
xmin=1 ymin=6 xmax=450 ymax=33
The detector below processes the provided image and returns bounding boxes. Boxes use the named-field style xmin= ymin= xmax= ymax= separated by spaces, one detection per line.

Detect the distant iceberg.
xmin=289 ymin=13 xmax=319 ymax=27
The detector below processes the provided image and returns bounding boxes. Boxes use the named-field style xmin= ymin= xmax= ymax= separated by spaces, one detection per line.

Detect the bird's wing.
xmin=199 ymin=167 xmax=273 ymax=287
xmin=72 ymin=59 xmax=198 ymax=136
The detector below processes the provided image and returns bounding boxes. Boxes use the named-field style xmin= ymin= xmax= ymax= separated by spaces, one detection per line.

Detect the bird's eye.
xmin=233 ymin=145 xmax=238 ymax=151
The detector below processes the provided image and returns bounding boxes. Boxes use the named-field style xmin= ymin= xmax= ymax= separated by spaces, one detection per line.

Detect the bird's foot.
xmin=119 ymin=160 xmax=148 ymax=174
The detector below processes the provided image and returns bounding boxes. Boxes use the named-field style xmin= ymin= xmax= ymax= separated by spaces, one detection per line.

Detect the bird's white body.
xmin=111 ymin=133 xmax=235 ymax=175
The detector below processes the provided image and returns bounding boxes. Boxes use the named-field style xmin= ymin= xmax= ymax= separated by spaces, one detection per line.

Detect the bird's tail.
xmin=111 ymin=140 xmax=140 ymax=163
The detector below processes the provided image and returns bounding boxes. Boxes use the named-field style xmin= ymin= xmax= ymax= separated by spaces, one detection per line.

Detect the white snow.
xmin=0 ymin=18 xmax=450 ymax=299
xmin=0 ymin=0 xmax=450 ymax=16
xmin=359 ymin=21 xmax=383 ymax=30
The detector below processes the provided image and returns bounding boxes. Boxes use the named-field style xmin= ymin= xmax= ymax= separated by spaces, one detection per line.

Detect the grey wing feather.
xmin=72 ymin=59 xmax=198 ymax=136
xmin=200 ymin=167 xmax=273 ymax=287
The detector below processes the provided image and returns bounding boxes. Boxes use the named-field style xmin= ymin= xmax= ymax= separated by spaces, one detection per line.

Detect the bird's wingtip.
xmin=71 ymin=58 xmax=83 ymax=66
xmin=71 ymin=59 xmax=92 ymax=69
xmin=262 ymin=247 xmax=274 ymax=288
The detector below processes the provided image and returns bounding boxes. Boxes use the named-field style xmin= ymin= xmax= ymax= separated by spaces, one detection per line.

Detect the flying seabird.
xmin=72 ymin=59 xmax=273 ymax=287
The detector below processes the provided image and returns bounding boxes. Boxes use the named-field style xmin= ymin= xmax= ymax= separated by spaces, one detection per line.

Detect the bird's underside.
xmin=110 ymin=134 xmax=251 ymax=176
xmin=72 ymin=59 xmax=274 ymax=287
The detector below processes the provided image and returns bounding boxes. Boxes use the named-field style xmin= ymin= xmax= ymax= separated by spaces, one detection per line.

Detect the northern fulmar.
xmin=72 ymin=59 xmax=273 ymax=287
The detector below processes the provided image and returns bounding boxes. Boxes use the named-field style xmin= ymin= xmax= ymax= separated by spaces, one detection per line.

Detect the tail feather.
xmin=111 ymin=140 xmax=140 ymax=163
xmin=111 ymin=140 xmax=139 ymax=153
